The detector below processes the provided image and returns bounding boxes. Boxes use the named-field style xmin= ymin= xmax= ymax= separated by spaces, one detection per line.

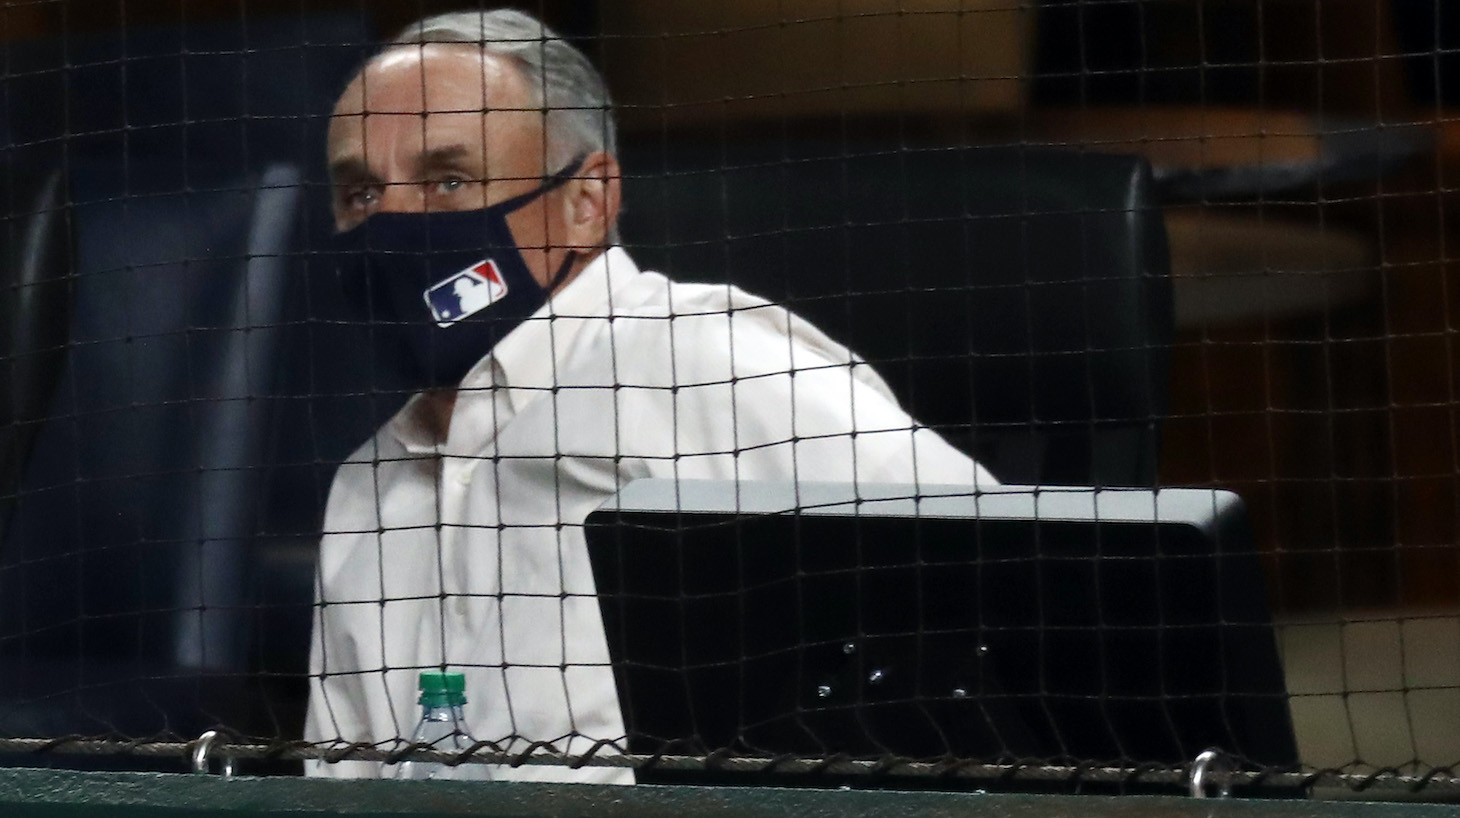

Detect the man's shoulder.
xmin=608 ymin=267 xmax=774 ymax=321
xmin=617 ymin=268 xmax=847 ymax=348
xmin=321 ymin=425 xmax=422 ymax=530
xmin=566 ymin=266 xmax=862 ymax=391
xmin=330 ymin=420 xmax=412 ymax=488
xmin=587 ymin=271 xmax=776 ymax=356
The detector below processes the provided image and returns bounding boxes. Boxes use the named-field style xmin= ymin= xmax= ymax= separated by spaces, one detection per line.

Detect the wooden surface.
xmin=1031 ymin=106 xmax=1324 ymax=171
xmin=1164 ymin=209 xmax=1374 ymax=329
xmin=599 ymin=0 xmax=1031 ymax=132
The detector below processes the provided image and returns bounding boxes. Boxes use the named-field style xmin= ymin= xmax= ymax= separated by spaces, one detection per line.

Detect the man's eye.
xmin=340 ymin=186 xmax=380 ymax=209
xmin=434 ymin=177 xmax=470 ymax=194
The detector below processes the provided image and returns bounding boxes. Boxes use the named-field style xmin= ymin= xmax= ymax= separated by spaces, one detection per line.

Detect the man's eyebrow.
xmin=328 ymin=157 xmax=377 ymax=184
xmin=413 ymin=145 xmax=476 ymax=172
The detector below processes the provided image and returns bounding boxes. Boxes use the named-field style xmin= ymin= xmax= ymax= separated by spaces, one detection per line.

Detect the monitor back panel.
xmin=584 ymin=481 xmax=1297 ymax=771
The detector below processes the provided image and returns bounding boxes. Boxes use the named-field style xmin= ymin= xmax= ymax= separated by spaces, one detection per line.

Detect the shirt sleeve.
xmin=303 ymin=439 xmax=404 ymax=780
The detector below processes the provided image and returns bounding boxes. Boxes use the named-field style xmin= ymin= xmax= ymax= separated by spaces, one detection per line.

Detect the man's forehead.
xmin=333 ymin=44 xmax=526 ymax=116
xmin=326 ymin=44 xmax=548 ymax=177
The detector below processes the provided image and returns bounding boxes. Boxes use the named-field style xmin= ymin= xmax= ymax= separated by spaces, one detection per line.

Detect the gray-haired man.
xmin=306 ymin=8 xmax=995 ymax=782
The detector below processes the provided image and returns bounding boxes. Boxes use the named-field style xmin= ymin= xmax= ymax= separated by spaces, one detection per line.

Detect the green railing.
xmin=5 ymin=768 xmax=1460 ymax=818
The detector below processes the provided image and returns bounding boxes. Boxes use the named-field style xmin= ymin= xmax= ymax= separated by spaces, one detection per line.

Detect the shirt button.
xmin=455 ymin=468 xmax=472 ymax=486
xmin=454 ymin=597 xmax=469 ymax=616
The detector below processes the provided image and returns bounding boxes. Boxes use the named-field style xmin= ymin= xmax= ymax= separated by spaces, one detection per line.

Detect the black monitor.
xmin=584 ymin=479 xmax=1297 ymax=790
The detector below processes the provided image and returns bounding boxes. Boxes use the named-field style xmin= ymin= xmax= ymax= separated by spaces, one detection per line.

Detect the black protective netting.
xmin=1 ymin=0 xmax=1458 ymax=800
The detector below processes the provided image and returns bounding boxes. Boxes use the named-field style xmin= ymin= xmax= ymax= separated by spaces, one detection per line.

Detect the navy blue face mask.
xmin=329 ymin=156 xmax=584 ymax=392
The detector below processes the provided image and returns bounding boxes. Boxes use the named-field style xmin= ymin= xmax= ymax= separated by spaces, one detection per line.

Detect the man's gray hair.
xmin=390 ymin=9 xmax=617 ymax=171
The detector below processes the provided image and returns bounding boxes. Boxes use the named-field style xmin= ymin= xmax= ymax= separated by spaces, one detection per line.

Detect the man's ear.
xmin=563 ymin=151 xmax=621 ymax=249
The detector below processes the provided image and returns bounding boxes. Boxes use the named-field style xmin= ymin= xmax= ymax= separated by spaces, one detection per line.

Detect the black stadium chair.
xmin=0 ymin=167 xmax=70 ymax=548
xmin=0 ymin=158 xmax=306 ymax=767
xmin=618 ymin=142 xmax=1174 ymax=487
xmin=0 ymin=14 xmax=370 ymax=772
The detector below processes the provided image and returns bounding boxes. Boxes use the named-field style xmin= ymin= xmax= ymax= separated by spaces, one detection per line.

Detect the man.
xmin=305 ymin=8 xmax=996 ymax=783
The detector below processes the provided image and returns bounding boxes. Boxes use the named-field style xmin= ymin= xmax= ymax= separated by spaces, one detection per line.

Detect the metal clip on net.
xmin=191 ymin=730 xmax=236 ymax=779
xmin=1188 ymin=748 xmax=1232 ymax=798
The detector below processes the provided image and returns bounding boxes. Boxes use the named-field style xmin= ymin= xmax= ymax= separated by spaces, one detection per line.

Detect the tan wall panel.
xmin=600 ymin=1 xmax=1030 ymax=130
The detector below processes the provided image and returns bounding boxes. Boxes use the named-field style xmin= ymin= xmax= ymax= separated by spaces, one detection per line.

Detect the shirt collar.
xmin=478 ymin=245 xmax=640 ymax=401
xmin=387 ymin=389 xmax=449 ymax=454
xmin=386 ymin=245 xmax=641 ymax=452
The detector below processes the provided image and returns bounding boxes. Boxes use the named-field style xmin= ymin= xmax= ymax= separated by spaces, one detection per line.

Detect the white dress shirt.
xmin=303 ymin=246 xmax=996 ymax=782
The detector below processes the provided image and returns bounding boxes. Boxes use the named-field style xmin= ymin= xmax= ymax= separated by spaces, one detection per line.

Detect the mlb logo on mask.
xmin=424 ymin=259 xmax=509 ymax=328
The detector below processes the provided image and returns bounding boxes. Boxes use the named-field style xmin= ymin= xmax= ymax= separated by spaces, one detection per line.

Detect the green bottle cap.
xmin=417 ymin=670 xmax=467 ymax=707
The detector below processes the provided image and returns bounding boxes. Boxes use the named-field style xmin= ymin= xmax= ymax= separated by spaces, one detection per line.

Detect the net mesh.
xmin=0 ymin=0 xmax=1457 ymax=799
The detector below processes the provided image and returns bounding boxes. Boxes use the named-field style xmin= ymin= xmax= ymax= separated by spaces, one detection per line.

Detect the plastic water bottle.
xmin=395 ymin=670 xmax=475 ymax=780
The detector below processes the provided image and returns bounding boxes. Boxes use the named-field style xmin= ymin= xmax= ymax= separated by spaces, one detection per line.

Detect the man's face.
xmin=327 ymin=44 xmax=569 ymax=289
